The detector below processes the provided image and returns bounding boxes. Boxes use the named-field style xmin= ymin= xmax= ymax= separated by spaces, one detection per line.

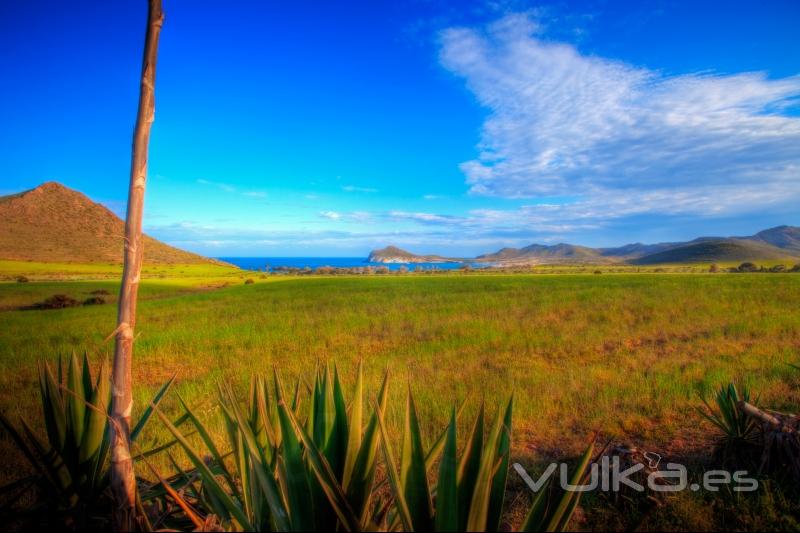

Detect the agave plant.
xmin=518 ymin=441 xmax=595 ymax=533
xmin=698 ymin=382 xmax=759 ymax=444
xmin=0 ymin=353 xmax=175 ymax=527
xmin=697 ymin=382 xmax=760 ymax=467
xmin=157 ymin=362 xmax=400 ymax=531
xmin=154 ymin=362 xmax=593 ymax=532
xmin=377 ymin=391 xmax=514 ymax=532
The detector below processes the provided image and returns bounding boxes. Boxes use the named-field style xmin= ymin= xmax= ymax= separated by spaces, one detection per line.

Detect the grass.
xmin=0 ymin=259 xmax=240 ymax=281
xmin=1 ymin=271 xmax=799 ymax=529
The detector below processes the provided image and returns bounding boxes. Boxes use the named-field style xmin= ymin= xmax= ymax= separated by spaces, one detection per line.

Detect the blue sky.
xmin=1 ymin=0 xmax=799 ymax=257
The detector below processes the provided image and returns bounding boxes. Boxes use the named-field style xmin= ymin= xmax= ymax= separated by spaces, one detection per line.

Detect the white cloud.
xmin=342 ymin=185 xmax=378 ymax=193
xmin=320 ymin=210 xmax=342 ymax=220
xmin=320 ymin=210 xmax=371 ymax=222
xmin=439 ymin=13 xmax=800 ymax=216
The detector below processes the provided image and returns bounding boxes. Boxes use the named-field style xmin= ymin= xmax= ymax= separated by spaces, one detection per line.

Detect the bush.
xmin=737 ymin=262 xmax=758 ymax=272
xmin=32 ymin=294 xmax=80 ymax=309
xmin=83 ymin=296 xmax=105 ymax=305
xmin=244 ymin=278 xmax=255 ymax=284
xmin=769 ymin=264 xmax=786 ymax=273
xmin=16 ymin=275 xmax=29 ymax=283
xmin=709 ymin=263 xmax=720 ymax=273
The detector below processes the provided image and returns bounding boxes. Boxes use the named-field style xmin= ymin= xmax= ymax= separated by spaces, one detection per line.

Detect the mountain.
xmin=368 ymin=246 xmax=458 ymax=263
xmin=477 ymin=243 xmax=609 ymax=263
xmin=630 ymin=238 xmax=794 ymax=265
xmin=747 ymin=225 xmax=800 ymax=253
xmin=0 ymin=182 xmax=224 ymax=265
xmin=367 ymin=226 xmax=800 ymax=266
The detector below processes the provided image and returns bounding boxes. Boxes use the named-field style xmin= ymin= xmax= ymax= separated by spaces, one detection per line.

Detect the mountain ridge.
xmin=369 ymin=226 xmax=800 ymax=265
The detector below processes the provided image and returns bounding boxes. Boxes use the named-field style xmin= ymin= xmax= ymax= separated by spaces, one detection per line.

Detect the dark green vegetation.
xmin=1 ymin=273 xmax=799 ymax=530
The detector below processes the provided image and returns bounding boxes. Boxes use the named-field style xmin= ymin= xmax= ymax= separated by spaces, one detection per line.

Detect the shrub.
xmin=737 ymin=262 xmax=758 ymax=272
xmin=244 ymin=278 xmax=255 ymax=284
xmin=709 ymin=263 xmax=720 ymax=273
xmin=32 ymin=294 xmax=80 ymax=309
xmin=769 ymin=264 xmax=786 ymax=273
xmin=83 ymin=296 xmax=105 ymax=305
xmin=16 ymin=275 xmax=29 ymax=283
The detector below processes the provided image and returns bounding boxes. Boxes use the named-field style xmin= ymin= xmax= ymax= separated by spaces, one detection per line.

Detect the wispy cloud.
xmin=341 ymin=185 xmax=378 ymax=193
xmin=197 ymin=178 xmax=236 ymax=193
xmin=197 ymin=178 xmax=270 ymax=199
xmin=320 ymin=210 xmax=371 ymax=222
xmin=439 ymin=13 xmax=800 ymax=218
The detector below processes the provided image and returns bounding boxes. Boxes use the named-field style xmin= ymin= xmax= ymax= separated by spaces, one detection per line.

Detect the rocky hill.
xmin=0 ymin=182 xmax=224 ymax=265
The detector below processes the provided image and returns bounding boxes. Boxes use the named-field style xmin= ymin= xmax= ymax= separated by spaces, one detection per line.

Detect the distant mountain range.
xmin=369 ymin=226 xmax=800 ymax=266
xmin=0 ymin=182 xmax=223 ymax=265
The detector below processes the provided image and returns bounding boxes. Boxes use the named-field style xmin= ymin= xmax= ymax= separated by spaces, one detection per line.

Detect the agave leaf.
xmin=274 ymin=372 xmax=315 ymax=531
xmin=400 ymin=388 xmax=433 ymax=531
xmin=347 ymin=370 xmax=390 ymax=524
xmin=280 ymin=392 xmax=362 ymax=532
xmin=375 ymin=399 xmax=414 ymax=532
xmin=342 ymin=361 xmax=364 ymax=490
xmin=130 ymin=373 xmax=176 ymax=442
xmin=78 ymin=359 xmax=110 ymax=465
xmin=424 ymin=397 xmax=467 ymax=473
xmin=154 ymin=405 xmax=254 ymax=531
xmin=457 ymin=402 xmax=484 ymax=531
xmin=141 ymin=456 xmax=205 ymax=530
xmin=520 ymin=476 xmax=551 ymax=532
xmin=435 ymin=407 xmax=458 ymax=532
xmin=38 ymin=363 xmax=65 ymax=453
xmin=487 ymin=396 xmax=513 ymax=533
xmin=226 ymin=384 xmax=292 ymax=532
xmin=331 ymin=364 xmax=349 ymax=480
xmin=0 ymin=413 xmax=58 ymax=500
xmin=177 ymin=393 xmax=239 ymax=497
xmin=20 ymin=419 xmax=75 ymax=503
xmin=544 ymin=440 xmax=594 ymax=532
xmin=466 ymin=402 xmax=509 ymax=532
xmin=66 ymin=353 xmax=85 ymax=449
xmin=81 ymin=352 xmax=94 ymax=400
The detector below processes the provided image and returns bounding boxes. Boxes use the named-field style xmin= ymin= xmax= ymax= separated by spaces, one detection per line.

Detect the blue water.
xmin=218 ymin=257 xmax=481 ymax=272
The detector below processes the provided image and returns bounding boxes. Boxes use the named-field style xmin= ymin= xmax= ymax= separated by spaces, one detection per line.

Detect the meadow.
xmin=1 ymin=270 xmax=799 ymax=529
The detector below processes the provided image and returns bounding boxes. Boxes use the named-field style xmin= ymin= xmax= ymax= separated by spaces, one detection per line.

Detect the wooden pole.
xmin=110 ymin=1 xmax=163 ymax=529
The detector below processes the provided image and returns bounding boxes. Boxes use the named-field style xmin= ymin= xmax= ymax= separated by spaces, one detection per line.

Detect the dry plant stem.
xmin=110 ymin=0 xmax=164 ymax=530
xmin=738 ymin=400 xmax=785 ymax=430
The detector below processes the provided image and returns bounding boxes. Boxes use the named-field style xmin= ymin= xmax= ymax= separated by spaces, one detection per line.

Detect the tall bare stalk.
xmin=110 ymin=0 xmax=164 ymax=529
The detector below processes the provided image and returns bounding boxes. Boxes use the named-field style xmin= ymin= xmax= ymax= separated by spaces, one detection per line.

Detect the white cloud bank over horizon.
xmin=439 ymin=13 xmax=800 ymax=219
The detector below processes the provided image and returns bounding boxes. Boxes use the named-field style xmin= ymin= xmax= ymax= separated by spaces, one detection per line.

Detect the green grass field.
xmin=1 ymin=271 xmax=799 ymax=529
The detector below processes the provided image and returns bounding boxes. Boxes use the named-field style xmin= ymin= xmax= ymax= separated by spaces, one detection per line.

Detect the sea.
xmin=217 ymin=257 xmax=484 ymax=272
